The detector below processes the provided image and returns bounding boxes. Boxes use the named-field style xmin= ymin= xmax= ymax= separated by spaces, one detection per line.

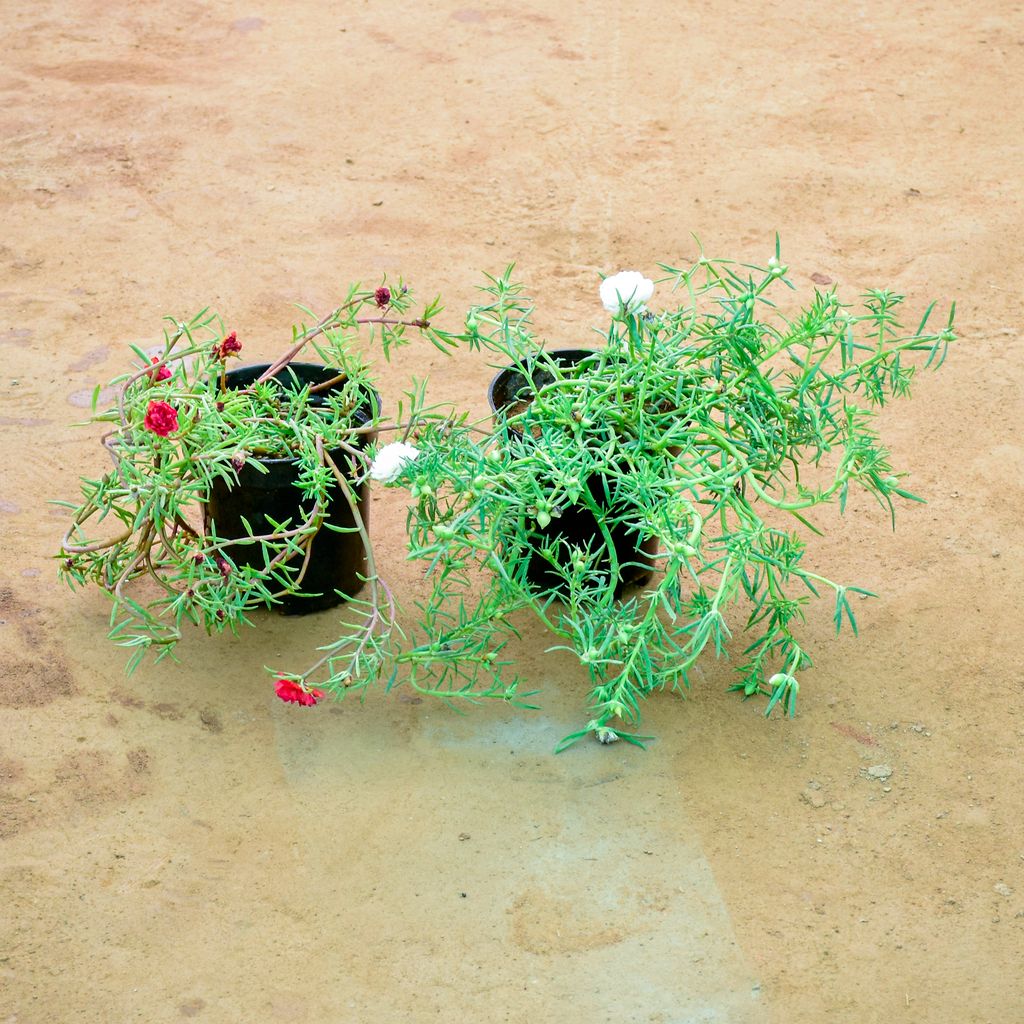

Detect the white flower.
xmin=369 ymin=441 xmax=420 ymax=483
xmin=600 ymin=271 xmax=654 ymax=314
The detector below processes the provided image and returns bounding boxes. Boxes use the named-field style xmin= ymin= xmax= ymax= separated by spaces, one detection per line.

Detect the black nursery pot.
xmin=205 ymin=363 xmax=379 ymax=616
xmin=488 ymin=349 xmax=658 ymax=597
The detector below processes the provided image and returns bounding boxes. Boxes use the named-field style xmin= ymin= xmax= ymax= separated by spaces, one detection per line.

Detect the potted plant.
xmin=371 ymin=245 xmax=956 ymax=748
xmin=56 ymin=281 xmax=456 ymax=701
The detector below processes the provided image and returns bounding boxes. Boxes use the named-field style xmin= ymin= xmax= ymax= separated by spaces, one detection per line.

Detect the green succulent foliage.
xmin=57 ymin=284 xmax=455 ymax=672
xmin=56 ymin=247 xmax=956 ymax=751
xmin=395 ymin=246 xmax=955 ymax=749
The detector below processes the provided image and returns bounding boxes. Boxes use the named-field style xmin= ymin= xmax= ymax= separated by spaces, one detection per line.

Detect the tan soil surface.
xmin=2 ymin=2 xmax=1023 ymax=1021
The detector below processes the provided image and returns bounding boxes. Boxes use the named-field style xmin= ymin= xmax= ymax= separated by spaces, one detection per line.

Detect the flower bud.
xmin=147 ymin=357 xmax=171 ymax=383
xmin=212 ymin=332 xmax=242 ymax=361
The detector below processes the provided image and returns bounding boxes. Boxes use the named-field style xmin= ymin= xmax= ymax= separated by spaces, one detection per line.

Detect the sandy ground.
xmin=2 ymin=1 xmax=1023 ymax=1021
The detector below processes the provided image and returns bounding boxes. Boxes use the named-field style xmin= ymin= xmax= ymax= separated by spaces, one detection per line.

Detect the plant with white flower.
xmin=394 ymin=243 xmax=956 ymax=750
xmin=369 ymin=441 xmax=420 ymax=483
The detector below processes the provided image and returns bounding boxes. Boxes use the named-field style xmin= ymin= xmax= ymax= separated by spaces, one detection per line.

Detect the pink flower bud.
xmin=213 ymin=331 xmax=242 ymax=360
xmin=148 ymin=357 xmax=171 ymax=382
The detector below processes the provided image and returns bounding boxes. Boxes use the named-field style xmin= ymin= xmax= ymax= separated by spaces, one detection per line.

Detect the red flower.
xmin=275 ymin=677 xmax=324 ymax=707
xmin=213 ymin=331 xmax=242 ymax=360
xmin=148 ymin=357 xmax=171 ymax=382
xmin=374 ymin=286 xmax=391 ymax=308
xmin=144 ymin=400 xmax=178 ymax=437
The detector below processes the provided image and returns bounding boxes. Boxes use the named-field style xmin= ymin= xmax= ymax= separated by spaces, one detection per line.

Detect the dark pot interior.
xmin=204 ymin=362 xmax=380 ymax=615
xmin=487 ymin=348 xmax=599 ymax=417
xmin=487 ymin=349 xmax=658 ymax=598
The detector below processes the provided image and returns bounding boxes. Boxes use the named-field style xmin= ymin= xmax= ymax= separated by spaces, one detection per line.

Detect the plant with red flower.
xmin=148 ymin=357 xmax=171 ymax=382
xmin=275 ymin=677 xmax=324 ymax=707
xmin=58 ymin=286 xmax=465 ymax=719
xmin=212 ymin=331 xmax=242 ymax=361
xmin=143 ymin=399 xmax=178 ymax=436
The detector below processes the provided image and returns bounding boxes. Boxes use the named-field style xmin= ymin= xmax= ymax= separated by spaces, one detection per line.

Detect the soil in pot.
xmin=488 ymin=349 xmax=659 ymax=598
xmin=204 ymin=362 xmax=379 ymax=615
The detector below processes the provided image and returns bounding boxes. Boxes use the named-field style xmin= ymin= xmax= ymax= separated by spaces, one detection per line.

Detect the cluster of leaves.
xmin=57 ymin=283 xmax=455 ymax=671
xmin=382 ymin=247 xmax=955 ymax=747
xmin=57 ymin=247 xmax=955 ymax=752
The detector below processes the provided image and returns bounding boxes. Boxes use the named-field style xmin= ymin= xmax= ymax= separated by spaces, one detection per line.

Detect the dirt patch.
xmin=53 ymin=748 xmax=151 ymax=805
xmin=0 ymin=755 xmax=25 ymax=786
xmin=126 ymin=747 xmax=151 ymax=774
xmin=0 ymin=655 xmax=75 ymax=707
xmin=0 ymin=588 xmax=77 ymax=706
xmin=0 ymin=795 xmax=34 ymax=840
xmin=198 ymin=708 xmax=223 ymax=733
xmin=509 ymin=889 xmax=628 ymax=954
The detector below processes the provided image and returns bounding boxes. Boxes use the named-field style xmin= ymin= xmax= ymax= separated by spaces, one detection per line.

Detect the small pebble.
xmin=994 ymin=883 xmax=1013 ymax=898
xmin=866 ymin=765 xmax=893 ymax=781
